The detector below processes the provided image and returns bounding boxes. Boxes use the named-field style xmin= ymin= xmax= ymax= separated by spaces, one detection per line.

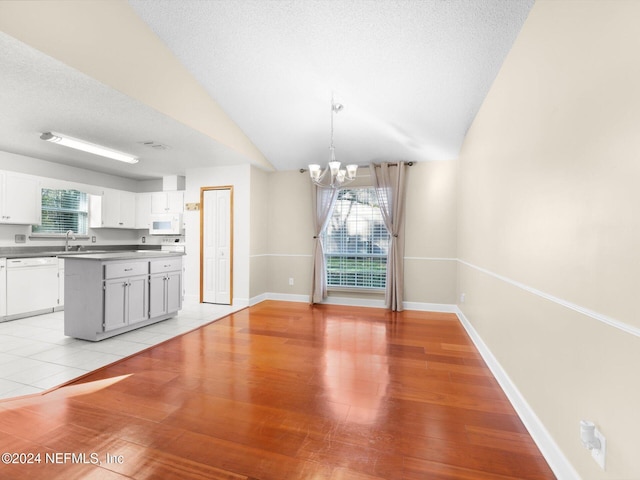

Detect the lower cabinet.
xmin=64 ymin=255 xmax=183 ymax=341
xmin=103 ymin=260 xmax=149 ymax=331
xmin=148 ymin=258 xmax=182 ymax=319
xmin=104 ymin=275 xmax=149 ymax=331
xmin=0 ymin=258 xmax=6 ymax=318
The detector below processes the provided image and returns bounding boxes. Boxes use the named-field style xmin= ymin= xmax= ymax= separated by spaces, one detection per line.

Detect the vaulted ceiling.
xmin=0 ymin=0 xmax=534 ymax=180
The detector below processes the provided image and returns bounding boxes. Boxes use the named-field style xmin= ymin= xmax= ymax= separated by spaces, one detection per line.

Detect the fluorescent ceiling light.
xmin=40 ymin=132 xmax=139 ymax=164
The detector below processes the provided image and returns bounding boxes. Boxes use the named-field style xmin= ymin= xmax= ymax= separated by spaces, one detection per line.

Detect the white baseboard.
xmin=455 ymin=307 xmax=580 ymax=480
xmin=250 ymin=292 xmax=320 ymax=305
xmin=183 ymin=294 xmax=200 ymax=304
xmin=249 ymin=293 xmax=268 ymax=306
xmin=403 ymin=301 xmax=458 ymax=313
xmin=183 ymin=294 xmax=249 ymax=308
xmin=232 ymin=297 xmax=250 ymax=307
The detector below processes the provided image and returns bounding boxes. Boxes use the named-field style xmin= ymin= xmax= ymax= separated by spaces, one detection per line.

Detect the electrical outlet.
xmin=459 ymin=293 xmax=466 ymax=303
xmin=91 ymin=236 xmax=96 ymax=243
xmin=591 ymin=427 xmax=606 ymax=470
xmin=289 ymin=277 xmax=294 ymax=286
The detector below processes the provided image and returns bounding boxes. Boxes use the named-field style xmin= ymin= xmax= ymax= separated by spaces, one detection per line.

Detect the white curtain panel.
xmin=310 ymin=184 xmax=339 ymax=304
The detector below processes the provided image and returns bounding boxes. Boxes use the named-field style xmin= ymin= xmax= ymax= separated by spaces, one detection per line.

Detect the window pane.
xmin=33 ymin=189 xmax=89 ymax=235
xmin=322 ymin=188 xmax=389 ymax=289
xmin=326 ymin=255 xmax=387 ymax=289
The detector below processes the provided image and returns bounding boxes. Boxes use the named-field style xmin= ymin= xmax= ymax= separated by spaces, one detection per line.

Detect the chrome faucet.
xmin=65 ymin=230 xmax=76 ymax=252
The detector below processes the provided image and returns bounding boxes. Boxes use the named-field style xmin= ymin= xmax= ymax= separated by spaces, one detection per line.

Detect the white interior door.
xmin=202 ymin=188 xmax=232 ymax=304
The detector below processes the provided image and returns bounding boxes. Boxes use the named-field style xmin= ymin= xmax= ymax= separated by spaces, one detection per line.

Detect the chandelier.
xmin=308 ymin=97 xmax=358 ymax=188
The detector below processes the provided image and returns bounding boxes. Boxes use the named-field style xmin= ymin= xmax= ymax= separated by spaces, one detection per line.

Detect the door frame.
xmin=199 ymin=186 xmax=234 ymax=304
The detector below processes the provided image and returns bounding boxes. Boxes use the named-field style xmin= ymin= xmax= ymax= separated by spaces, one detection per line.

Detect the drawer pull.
xmin=124 ymin=268 xmax=133 ymax=271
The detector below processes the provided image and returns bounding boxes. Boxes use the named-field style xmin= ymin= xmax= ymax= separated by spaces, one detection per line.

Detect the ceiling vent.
xmin=140 ymin=141 xmax=171 ymax=151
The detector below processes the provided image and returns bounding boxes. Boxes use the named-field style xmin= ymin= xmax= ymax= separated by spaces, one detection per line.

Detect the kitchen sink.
xmin=56 ymin=249 xmax=111 ymax=256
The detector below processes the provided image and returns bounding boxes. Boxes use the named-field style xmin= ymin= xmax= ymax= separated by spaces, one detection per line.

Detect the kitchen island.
xmin=64 ymin=251 xmax=184 ymax=341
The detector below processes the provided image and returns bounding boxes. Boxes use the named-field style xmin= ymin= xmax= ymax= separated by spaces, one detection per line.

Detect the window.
xmin=322 ymin=188 xmax=389 ymax=289
xmin=32 ymin=189 xmax=88 ymax=235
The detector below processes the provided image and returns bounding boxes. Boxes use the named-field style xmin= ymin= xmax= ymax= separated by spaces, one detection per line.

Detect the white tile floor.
xmin=0 ymin=301 xmax=244 ymax=401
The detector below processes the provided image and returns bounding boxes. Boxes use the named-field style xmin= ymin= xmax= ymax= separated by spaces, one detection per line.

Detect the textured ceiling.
xmin=0 ymin=31 xmax=251 ymax=181
xmin=128 ymin=0 xmax=534 ymax=171
xmin=0 ymin=1 xmax=534 ymax=180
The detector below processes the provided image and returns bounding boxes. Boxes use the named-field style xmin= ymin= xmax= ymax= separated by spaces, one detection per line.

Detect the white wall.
xmin=0 ymin=150 xmax=140 ymax=191
xmin=184 ymin=164 xmax=251 ymax=305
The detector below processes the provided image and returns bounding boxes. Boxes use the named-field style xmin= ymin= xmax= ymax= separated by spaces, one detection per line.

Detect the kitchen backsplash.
xmin=0 ymin=224 xmax=183 ymax=249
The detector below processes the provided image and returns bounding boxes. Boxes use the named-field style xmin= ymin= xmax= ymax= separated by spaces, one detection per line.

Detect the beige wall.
xmin=265 ymin=170 xmax=314 ymax=298
xmin=249 ymin=166 xmax=270 ymax=299
xmin=458 ymin=1 xmax=640 ymax=478
xmin=262 ymin=162 xmax=458 ymax=305
xmin=405 ymin=161 xmax=457 ymax=305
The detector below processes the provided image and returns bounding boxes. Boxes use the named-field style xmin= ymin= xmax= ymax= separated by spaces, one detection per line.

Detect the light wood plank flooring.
xmin=0 ymin=301 xmax=555 ymax=479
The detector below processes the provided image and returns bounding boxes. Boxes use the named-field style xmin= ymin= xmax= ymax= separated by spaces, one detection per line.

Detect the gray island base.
xmin=64 ymin=251 xmax=184 ymax=341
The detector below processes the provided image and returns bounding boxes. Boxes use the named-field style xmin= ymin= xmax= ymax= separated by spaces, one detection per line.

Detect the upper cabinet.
xmin=151 ymin=191 xmax=184 ymax=214
xmin=0 ymin=172 xmax=41 ymax=225
xmin=135 ymin=192 xmax=152 ymax=229
xmin=136 ymin=190 xmax=184 ymax=230
xmin=92 ymin=189 xmax=185 ymax=230
xmin=90 ymin=189 xmax=136 ymax=229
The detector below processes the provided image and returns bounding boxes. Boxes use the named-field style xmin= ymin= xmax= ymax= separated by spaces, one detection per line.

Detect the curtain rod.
xmin=298 ymin=161 xmax=413 ymax=174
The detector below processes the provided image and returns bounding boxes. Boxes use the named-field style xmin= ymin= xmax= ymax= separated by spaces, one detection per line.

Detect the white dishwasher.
xmin=6 ymin=257 xmax=59 ymax=317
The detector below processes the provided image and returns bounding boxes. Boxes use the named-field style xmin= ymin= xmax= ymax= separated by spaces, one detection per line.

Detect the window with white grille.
xmin=32 ymin=189 xmax=88 ymax=235
xmin=322 ymin=188 xmax=389 ymax=289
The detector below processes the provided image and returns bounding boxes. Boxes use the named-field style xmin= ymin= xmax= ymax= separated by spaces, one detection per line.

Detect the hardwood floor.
xmin=0 ymin=301 xmax=556 ymax=479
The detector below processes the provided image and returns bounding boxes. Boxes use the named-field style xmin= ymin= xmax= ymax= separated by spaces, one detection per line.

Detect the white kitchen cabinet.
xmin=89 ymin=189 xmax=136 ymax=228
xmin=0 ymin=171 xmax=41 ymax=225
xmin=149 ymin=257 xmax=182 ymax=318
xmin=64 ymin=253 xmax=183 ymax=341
xmin=134 ymin=191 xmax=184 ymax=231
xmin=103 ymin=261 xmax=148 ymax=331
xmin=151 ymin=191 xmax=184 ymax=214
xmin=0 ymin=258 xmax=6 ymax=318
xmin=135 ymin=192 xmax=152 ymax=229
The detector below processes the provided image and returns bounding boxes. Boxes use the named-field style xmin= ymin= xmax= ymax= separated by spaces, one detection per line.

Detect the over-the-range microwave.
xmin=149 ymin=213 xmax=183 ymax=235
